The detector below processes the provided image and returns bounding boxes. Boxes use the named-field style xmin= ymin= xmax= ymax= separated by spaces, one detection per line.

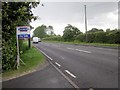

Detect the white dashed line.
xmin=67 ymin=47 xmax=91 ymax=54
xmin=65 ymin=70 xmax=76 ymax=78
xmin=67 ymin=47 xmax=74 ymax=50
xmin=75 ymin=49 xmax=91 ymax=53
xmin=55 ymin=62 xmax=61 ymax=67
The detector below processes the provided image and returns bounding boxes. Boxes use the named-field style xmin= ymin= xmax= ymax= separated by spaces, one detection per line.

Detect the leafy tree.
xmin=106 ymin=29 xmax=120 ymax=44
xmin=47 ymin=25 xmax=55 ymax=36
xmin=75 ymin=33 xmax=85 ymax=42
xmin=2 ymin=2 xmax=39 ymax=70
xmin=62 ymin=24 xmax=81 ymax=41
xmin=33 ymin=25 xmax=47 ymax=38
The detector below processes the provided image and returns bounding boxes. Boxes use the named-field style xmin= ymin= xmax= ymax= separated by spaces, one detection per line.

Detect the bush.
xmin=43 ymin=35 xmax=62 ymax=41
xmin=2 ymin=39 xmax=17 ymax=70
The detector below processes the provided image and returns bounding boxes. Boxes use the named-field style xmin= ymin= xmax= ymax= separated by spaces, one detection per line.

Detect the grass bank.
xmin=3 ymin=41 xmax=45 ymax=80
xmin=43 ymin=40 xmax=119 ymax=48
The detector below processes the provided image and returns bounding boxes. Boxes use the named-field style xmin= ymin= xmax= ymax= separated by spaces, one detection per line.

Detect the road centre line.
xmin=55 ymin=62 xmax=61 ymax=67
xmin=67 ymin=47 xmax=74 ymax=50
xmin=75 ymin=49 xmax=91 ymax=53
xmin=67 ymin=47 xmax=91 ymax=54
xmin=65 ymin=70 xmax=76 ymax=78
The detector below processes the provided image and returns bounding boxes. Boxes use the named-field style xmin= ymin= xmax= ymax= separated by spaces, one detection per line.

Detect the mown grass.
xmin=3 ymin=41 xmax=45 ymax=80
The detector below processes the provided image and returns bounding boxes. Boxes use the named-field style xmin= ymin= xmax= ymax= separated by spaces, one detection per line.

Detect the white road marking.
xmin=65 ymin=70 xmax=76 ymax=78
xmin=34 ymin=45 xmax=79 ymax=88
xmin=55 ymin=62 xmax=61 ymax=67
xmin=67 ymin=47 xmax=74 ymax=50
xmin=40 ymin=50 xmax=53 ymax=61
xmin=35 ymin=47 xmax=53 ymax=61
xmin=61 ymin=56 xmax=64 ymax=59
xmin=67 ymin=47 xmax=91 ymax=54
xmin=49 ymin=61 xmax=79 ymax=88
xmin=75 ymin=49 xmax=91 ymax=53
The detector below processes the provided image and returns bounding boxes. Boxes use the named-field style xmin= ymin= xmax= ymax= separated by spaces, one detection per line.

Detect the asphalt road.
xmin=34 ymin=42 xmax=118 ymax=88
xmin=3 ymin=61 xmax=74 ymax=88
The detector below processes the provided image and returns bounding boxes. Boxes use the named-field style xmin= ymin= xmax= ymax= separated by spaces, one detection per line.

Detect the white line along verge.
xmin=55 ymin=62 xmax=61 ymax=67
xmin=35 ymin=46 xmax=53 ymax=61
xmin=40 ymin=50 xmax=53 ymax=61
xmin=65 ymin=70 xmax=76 ymax=78
xmin=75 ymin=49 xmax=91 ymax=54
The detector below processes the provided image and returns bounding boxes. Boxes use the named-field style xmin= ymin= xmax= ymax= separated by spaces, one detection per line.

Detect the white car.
xmin=33 ymin=37 xmax=39 ymax=43
xmin=38 ymin=38 xmax=41 ymax=42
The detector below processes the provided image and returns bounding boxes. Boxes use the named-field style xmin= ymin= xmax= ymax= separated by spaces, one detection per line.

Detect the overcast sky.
xmin=30 ymin=1 xmax=118 ymax=36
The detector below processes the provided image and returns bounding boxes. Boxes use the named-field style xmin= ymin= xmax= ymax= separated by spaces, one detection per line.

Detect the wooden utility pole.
xmin=84 ymin=5 xmax=88 ymax=43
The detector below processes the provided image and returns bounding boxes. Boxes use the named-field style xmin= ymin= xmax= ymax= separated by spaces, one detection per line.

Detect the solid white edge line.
xmin=55 ymin=62 xmax=61 ymax=67
xmin=65 ymin=70 xmax=76 ymax=78
xmin=38 ymin=49 xmax=53 ymax=61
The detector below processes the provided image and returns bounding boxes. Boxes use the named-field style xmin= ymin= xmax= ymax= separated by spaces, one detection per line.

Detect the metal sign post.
xmin=16 ymin=26 xmax=30 ymax=69
xmin=16 ymin=27 xmax=20 ymax=69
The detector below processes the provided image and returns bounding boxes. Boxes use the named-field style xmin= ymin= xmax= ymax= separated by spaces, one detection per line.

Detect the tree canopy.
xmin=62 ymin=24 xmax=82 ymax=41
xmin=33 ymin=25 xmax=55 ymax=38
xmin=2 ymin=2 xmax=39 ymax=70
xmin=33 ymin=25 xmax=47 ymax=38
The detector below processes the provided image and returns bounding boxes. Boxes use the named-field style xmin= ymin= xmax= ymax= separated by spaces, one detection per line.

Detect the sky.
xmin=30 ymin=1 xmax=118 ymax=36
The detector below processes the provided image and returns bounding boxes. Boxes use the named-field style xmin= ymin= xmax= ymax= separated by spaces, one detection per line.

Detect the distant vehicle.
xmin=38 ymin=38 xmax=41 ymax=42
xmin=33 ymin=37 xmax=39 ymax=43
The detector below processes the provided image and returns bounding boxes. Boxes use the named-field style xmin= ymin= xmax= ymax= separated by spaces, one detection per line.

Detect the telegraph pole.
xmin=84 ymin=5 xmax=88 ymax=43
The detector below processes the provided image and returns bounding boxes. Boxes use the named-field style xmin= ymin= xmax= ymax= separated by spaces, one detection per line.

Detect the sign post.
xmin=16 ymin=26 xmax=30 ymax=69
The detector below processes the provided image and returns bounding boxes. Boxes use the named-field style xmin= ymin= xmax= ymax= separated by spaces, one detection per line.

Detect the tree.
xmin=47 ymin=25 xmax=55 ymax=36
xmin=62 ymin=24 xmax=81 ymax=42
xmin=33 ymin=25 xmax=47 ymax=38
xmin=2 ymin=2 xmax=39 ymax=70
xmin=87 ymin=28 xmax=106 ymax=43
xmin=75 ymin=33 xmax=85 ymax=42
xmin=105 ymin=29 xmax=120 ymax=44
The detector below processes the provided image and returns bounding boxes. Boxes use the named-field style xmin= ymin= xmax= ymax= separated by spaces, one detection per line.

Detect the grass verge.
xmin=3 ymin=44 xmax=45 ymax=80
xmin=43 ymin=40 xmax=119 ymax=47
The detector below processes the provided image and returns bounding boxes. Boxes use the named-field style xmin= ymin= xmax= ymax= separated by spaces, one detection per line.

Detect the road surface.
xmin=34 ymin=42 xmax=118 ymax=88
xmin=3 ymin=61 xmax=74 ymax=88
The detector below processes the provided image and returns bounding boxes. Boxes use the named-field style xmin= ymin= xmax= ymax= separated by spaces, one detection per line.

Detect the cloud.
xmin=30 ymin=2 xmax=118 ymax=36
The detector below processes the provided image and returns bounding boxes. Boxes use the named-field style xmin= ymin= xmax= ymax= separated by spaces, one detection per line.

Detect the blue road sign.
xmin=18 ymin=34 xmax=30 ymax=39
xmin=18 ymin=27 xmax=29 ymax=31
xmin=17 ymin=26 xmax=30 ymax=39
